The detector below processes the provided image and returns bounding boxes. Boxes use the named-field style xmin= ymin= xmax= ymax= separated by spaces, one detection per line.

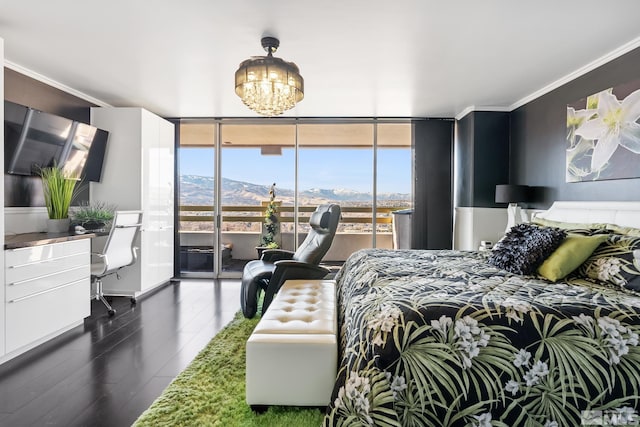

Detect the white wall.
xmin=5 ymin=207 xmax=49 ymax=234
xmin=453 ymin=207 xmax=506 ymax=251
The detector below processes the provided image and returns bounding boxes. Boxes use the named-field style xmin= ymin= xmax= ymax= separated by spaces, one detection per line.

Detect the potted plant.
xmin=71 ymin=201 xmax=116 ymax=231
xmin=39 ymin=166 xmax=79 ymax=233
xmin=256 ymin=183 xmax=281 ymax=258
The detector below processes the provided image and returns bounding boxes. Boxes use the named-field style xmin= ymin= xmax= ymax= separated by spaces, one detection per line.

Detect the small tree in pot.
xmin=257 ymin=183 xmax=281 ymax=257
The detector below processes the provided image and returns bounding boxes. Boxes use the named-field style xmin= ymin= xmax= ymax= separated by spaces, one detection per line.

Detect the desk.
xmin=1 ymin=232 xmax=94 ymax=364
xmin=5 ymin=231 xmax=96 ymax=249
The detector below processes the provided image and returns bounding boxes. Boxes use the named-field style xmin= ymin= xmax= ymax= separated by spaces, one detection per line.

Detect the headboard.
xmin=533 ymin=201 xmax=640 ymax=229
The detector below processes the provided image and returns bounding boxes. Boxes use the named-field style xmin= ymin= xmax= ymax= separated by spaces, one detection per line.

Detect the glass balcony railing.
xmin=178 ymin=204 xmax=410 ymax=275
xmin=179 ymin=205 xmax=406 ymax=229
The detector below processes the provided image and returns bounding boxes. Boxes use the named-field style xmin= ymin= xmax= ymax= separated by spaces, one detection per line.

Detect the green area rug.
xmin=133 ymin=311 xmax=325 ymax=426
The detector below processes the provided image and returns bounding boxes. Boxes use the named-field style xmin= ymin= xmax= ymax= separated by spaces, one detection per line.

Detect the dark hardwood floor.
xmin=0 ymin=279 xmax=241 ymax=427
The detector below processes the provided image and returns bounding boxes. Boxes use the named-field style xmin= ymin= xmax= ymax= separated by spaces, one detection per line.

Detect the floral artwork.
xmin=566 ymin=80 xmax=640 ymax=182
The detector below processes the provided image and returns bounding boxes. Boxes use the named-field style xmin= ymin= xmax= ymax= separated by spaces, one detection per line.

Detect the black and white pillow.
xmin=488 ymin=224 xmax=566 ymax=275
xmin=575 ymin=233 xmax=640 ymax=291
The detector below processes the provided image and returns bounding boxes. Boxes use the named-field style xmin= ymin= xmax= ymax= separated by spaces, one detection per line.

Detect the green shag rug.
xmin=133 ymin=311 xmax=325 ymax=426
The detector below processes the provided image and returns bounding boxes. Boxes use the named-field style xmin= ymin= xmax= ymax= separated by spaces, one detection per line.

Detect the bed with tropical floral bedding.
xmin=322 ymin=248 xmax=640 ymax=427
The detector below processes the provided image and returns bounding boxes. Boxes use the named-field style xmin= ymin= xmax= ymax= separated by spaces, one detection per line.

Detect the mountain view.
xmin=180 ymin=175 xmax=411 ymax=206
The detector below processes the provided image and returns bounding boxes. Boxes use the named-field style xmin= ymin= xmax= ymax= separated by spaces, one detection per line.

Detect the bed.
xmin=323 ymin=201 xmax=640 ymax=427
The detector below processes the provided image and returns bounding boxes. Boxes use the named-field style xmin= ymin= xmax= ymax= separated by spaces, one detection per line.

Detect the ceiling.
xmin=1 ymin=1 xmax=640 ymax=119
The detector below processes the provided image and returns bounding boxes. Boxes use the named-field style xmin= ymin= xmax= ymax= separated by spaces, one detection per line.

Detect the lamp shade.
xmin=495 ymin=184 xmax=529 ymax=204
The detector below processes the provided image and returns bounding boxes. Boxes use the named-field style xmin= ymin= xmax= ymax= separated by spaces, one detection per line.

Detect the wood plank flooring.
xmin=0 ymin=279 xmax=241 ymax=427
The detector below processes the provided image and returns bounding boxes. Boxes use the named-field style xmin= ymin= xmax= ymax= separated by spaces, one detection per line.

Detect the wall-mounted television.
xmin=4 ymin=101 xmax=108 ymax=181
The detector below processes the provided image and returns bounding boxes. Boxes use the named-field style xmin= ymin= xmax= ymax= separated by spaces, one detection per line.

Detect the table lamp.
xmin=495 ymin=184 xmax=530 ymax=232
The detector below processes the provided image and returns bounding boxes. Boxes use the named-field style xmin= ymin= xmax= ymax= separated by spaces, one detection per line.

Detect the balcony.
xmin=178 ymin=204 xmax=408 ymax=275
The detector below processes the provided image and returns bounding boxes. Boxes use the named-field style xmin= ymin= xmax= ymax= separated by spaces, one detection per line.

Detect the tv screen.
xmin=82 ymin=125 xmax=109 ymax=182
xmin=4 ymin=101 xmax=109 ymax=181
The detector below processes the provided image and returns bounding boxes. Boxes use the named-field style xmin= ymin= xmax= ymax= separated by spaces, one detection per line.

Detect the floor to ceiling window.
xmin=376 ymin=123 xmax=412 ymax=244
xmin=297 ymin=123 xmax=374 ymax=257
xmin=177 ymin=122 xmax=217 ymax=277
xmin=176 ymin=119 xmax=412 ymax=278
xmin=220 ymin=123 xmax=296 ymax=264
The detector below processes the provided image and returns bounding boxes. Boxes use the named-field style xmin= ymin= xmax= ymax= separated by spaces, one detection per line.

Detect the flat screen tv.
xmin=4 ymin=101 xmax=108 ymax=181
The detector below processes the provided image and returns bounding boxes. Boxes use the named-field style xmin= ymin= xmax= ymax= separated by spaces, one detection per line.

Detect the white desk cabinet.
xmin=90 ymin=107 xmax=175 ymax=298
xmin=4 ymin=239 xmax=90 ymax=356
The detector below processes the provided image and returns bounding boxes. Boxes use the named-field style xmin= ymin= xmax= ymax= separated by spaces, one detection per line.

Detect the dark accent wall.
xmin=5 ymin=68 xmax=94 ymax=122
xmin=413 ymin=119 xmax=454 ymax=250
xmin=455 ymin=111 xmax=510 ymax=207
xmin=4 ymin=68 xmax=97 ymax=207
xmin=510 ymin=47 xmax=640 ymax=209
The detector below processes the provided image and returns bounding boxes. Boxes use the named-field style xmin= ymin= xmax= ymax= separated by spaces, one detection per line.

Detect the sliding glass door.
xmin=176 ymin=119 xmax=412 ymax=279
xmin=219 ymin=123 xmax=296 ymax=272
xmin=177 ymin=122 xmax=217 ymax=278
xmin=297 ymin=123 xmax=374 ymax=259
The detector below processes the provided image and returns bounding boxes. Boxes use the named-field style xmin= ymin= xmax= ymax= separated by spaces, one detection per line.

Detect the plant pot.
xmin=47 ymin=218 xmax=70 ymax=234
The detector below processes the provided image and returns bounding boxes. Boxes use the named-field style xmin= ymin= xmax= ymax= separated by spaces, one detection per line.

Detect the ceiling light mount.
xmin=235 ymin=36 xmax=304 ymax=117
xmin=261 ymin=36 xmax=279 ymax=55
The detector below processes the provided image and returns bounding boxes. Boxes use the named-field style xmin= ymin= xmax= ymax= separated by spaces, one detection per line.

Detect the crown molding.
xmin=454 ymin=105 xmax=511 ymax=121
xmin=455 ymin=36 xmax=640 ymax=119
xmin=4 ymin=60 xmax=112 ymax=107
xmin=509 ymin=35 xmax=640 ymax=111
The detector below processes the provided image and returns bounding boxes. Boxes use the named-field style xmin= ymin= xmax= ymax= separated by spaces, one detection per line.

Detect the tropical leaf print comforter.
xmin=323 ymin=249 xmax=640 ymax=427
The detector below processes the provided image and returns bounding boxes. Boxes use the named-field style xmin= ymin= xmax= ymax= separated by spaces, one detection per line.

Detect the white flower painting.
xmin=566 ymin=81 xmax=640 ymax=182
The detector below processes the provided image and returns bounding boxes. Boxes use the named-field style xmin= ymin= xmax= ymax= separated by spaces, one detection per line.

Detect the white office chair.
xmin=91 ymin=210 xmax=143 ymax=316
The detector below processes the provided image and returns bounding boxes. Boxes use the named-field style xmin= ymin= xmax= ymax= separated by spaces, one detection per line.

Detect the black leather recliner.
xmin=240 ymin=203 xmax=341 ymax=318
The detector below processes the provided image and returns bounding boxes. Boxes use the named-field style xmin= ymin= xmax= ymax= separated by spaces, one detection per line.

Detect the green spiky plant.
xmin=39 ymin=166 xmax=79 ymax=219
xmin=71 ymin=201 xmax=116 ymax=226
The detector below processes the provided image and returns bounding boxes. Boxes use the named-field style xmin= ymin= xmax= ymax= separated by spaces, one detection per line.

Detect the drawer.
xmin=5 ymin=278 xmax=90 ymax=353
xmin=6 ymin=239 xmax=90 ymax=269
xmin=6 ymin=264 xmax=89 ymax=302
xmin=6 ymin=252 xmax=89 ymax=285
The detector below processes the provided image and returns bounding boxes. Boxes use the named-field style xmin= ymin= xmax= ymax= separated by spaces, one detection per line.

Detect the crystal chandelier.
xmin=235 ymin=37 xmax=304 ymax=116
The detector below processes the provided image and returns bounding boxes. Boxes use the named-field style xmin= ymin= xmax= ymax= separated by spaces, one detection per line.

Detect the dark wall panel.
xmin=455 ymin=111 xmax=510 ymax=207
xmin=472 ymin=111 xmax=510 ymax=207
xmin=413 ymin=119 xmax=454 ymax=250
xmin=5 ymin=68 xmax=95 ymax=122
xmin=510 ymin=47 xmax=640 ymax=209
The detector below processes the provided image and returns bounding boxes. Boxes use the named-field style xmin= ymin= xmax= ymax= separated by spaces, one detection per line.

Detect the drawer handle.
xmin=8 ymin=278 xmax=87 ymax=303
xmin=8 ymin=253 xmax=87 ymax=269
xmin=8 ymin=265 xmax=87 ymax=286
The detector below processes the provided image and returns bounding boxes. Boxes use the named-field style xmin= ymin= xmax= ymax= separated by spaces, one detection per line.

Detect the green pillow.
xmin=538 ymin=234 xmax=608 ymax=282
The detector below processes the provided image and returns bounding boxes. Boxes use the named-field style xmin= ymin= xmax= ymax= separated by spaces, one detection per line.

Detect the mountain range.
xmin=179 ymin=175 xmax=410 ymax=205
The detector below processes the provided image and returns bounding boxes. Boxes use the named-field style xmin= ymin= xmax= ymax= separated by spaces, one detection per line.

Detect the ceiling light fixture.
xmin=235 ymin=37 xmax=304 ymax=117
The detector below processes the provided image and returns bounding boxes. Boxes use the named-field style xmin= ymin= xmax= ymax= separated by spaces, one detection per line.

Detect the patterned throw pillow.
xmin=576 ymin=233 xmax=640 ymax=291
xmin=605 ymin=224 xmax=640 ymax=237
xmin=488 ymin=224 xmax=567 ymax=275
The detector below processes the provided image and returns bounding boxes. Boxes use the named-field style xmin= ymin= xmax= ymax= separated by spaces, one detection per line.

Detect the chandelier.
xmin=235 ymin=37 xmax=304 ymax=116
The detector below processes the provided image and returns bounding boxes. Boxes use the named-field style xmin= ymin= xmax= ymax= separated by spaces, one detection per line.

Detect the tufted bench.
xmin=246 ymin=279 xmax=337 ymax=407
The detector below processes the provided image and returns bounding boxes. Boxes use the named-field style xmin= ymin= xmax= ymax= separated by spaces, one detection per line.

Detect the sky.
xmin=179 ymin=147 xmax=411 ymax=194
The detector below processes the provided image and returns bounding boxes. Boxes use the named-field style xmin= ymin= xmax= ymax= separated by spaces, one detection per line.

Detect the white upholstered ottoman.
xmin=246 ymin=279 xmax=337 ymax=407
